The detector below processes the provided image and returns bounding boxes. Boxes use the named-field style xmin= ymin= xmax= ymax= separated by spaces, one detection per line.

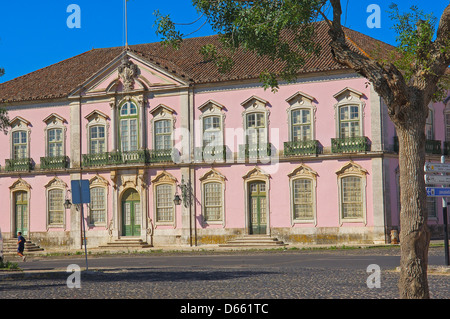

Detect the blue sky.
xmin=0 ymin=0 xmax=447 ymax=83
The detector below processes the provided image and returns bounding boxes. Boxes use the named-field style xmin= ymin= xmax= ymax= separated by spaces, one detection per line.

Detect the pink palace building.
xmin=0 ymin=22 xmax=448 ymax=250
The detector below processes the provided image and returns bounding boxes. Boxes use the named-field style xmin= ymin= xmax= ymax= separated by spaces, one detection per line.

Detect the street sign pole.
xmin=71 ymin=180 xmax=91 ymax=271
xmin=441 ymin=156 xmax=449 ymax=266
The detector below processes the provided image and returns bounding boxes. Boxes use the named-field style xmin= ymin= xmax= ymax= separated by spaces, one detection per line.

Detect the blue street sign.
xmin=71 ymin=180 xmax=90 ymax=204
xmin=426 ymin=187 xmax=450 ymax=197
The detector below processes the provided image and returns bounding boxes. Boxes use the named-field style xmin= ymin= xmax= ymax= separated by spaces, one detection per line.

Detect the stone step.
xmin=97 ymin=238 xmax=152 ymax=249
xmin=3 ymin=239 xmax=44 ymax=254
xmin=219 ymin=235 xmax=287 ymax=248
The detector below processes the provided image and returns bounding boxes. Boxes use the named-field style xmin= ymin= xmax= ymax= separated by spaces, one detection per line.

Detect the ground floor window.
xmin=156 ymin=184 xmax=174 ymax=222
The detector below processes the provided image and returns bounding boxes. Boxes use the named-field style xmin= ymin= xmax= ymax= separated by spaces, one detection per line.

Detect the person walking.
xmin=17 ymin=232 xmax=26 ymax=262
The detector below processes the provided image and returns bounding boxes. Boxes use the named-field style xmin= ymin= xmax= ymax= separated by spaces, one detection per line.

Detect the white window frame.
xmin=333 ymin=88 xmax=365 ymax=138
xmin=43 ymin=114 xmax=67 ymax=158
xmin=85 ymin=110 xmax=110 ymax=154
xmin=119 ymin=100 xmax=139 ymax=152
xmin=45 ymin=177 xmax=68 ymax=229
xmin=150 ymin=104 xmax=176 ymax=151
xmin=286 ymin=92 xmax=316 ymax=142
xmin=288 ymin=164 xmax=317 ymax=225
xmin=336 ymin=161 xmax=368 ymax=225
xmin=198 ymin=100 xmax=226 ymax=148
xmin=426 ymin=104 xmax=434 ymax=140
xmin=200 ymin=169 xmax=226 ymax=225
xmin=88 ymin=175 xmax=109 ymax=226
xmin=241 ymin=96 xmax=270 ymax=146
xmin=9 ymin=117 xmax=31 ymax=160
xmin=152 ymin=171 xmax=177 ymax=226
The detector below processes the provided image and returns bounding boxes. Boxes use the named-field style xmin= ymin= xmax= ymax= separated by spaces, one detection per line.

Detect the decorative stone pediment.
xmin=198 ymin=100 xmax=226 ymax=113
xmin=288 ymin=164 xmax=318 ymax=179
xmin=152 ymin=171 xmax=177 ymax=184
xmin=10 ymin=178 xmax=32 ymax=191
xmin=43 ymin=113 xmax=67 ymax=125
xmin=118 ymin=56 xmax=140 ymax=92
xmin=335 ymin=161 xmax=368 ymax=176
xmin=199 ymin=168 xmax=226 ymax=182
xmin=242 ymin=166 xmax=270 ymax=180
xmin=45 ymin=177 xmax=68 ymax=189
xmin=150 ymin=104 xmax=176 ymax=117
xmin=241 ymin=96 xmax=269 ymax=110
xmin=9 ymin=116 xmax=31 ymax=128
xmin=285 ymin=91 xmax=316 ymax=106
xmin=89 ymin=175 xmax=110 ymax=187
xmin=85 ymin=110 xmax=110 ymax=122
xmin=121 ymin=174 xmax=138 ymax=189
xmin=333 ymin=87 xmax=365 ymax=102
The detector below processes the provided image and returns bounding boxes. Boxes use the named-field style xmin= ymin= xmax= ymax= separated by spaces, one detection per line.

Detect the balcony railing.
xmin=239 ymin=143 xmax=272 ymax=160
xmin=195 ymin=145 xmax=227 ymax=162
xmin=40 ymin=156 xmax=70 ymax=170
xmin=331 ymin=136 xmax=370 ymax=153
xmin=425 ymin=139 xmax=442 ymax=155
xmin=82 ymin=149 xmax=175 ymax=167
xmin=5 ymin=158 xmax=33 ymax=172
xmin=394 ymin=136 xmax=442 ymax=155
xmin=148 ymin=149 xmax=175 ymax=163
xmin=284 ymin=140 xmax=320 ymax=156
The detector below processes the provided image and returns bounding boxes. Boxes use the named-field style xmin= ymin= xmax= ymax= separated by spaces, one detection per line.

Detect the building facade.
xmin=0 ymin=24 xmax=448 ymax=249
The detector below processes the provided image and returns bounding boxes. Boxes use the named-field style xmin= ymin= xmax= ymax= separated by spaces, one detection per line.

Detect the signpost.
xmin=71 ymin=180 xmax=90 ymax=271
xmin=424 ymin=157 xmax=449 ymax=266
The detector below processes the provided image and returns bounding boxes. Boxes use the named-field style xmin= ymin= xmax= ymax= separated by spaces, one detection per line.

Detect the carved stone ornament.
xmin=118 ymin=56 xmax=140 ymax=92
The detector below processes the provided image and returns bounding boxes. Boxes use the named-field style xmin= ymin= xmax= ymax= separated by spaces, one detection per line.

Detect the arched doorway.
xmin=121 ymin=188 xmax=141 ymax=237
xmin=14 ymin=191 xmax=28 ymax=236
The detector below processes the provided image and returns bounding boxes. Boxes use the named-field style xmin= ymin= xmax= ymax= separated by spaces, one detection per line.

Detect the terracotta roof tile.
xmin=0 ymin=21 xmax=396 ymax=103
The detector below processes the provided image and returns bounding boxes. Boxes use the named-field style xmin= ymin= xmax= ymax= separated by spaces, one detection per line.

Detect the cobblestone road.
xmin=1 ymin=247 xmax=449 ymax=300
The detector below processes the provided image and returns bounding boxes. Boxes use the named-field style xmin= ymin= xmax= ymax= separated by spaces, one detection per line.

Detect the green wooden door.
xmin=249 ymin=182 xmax=267 ymax=235
xmin=15 ymin=191 xmax=28 ymax=236
xmin=122 ymin=189 xmax=141 ymax=237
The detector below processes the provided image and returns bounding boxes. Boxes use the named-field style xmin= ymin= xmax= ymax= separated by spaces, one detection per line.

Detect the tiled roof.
xmin=0 ymin=21 xmax=396 ymax=103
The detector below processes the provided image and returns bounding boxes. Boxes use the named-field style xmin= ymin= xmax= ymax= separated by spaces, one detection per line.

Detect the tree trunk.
xmin=396 ymin=110 xmax=431 ymax=299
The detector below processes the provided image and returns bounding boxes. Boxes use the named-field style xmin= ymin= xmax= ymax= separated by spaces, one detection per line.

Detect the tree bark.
xmin=396 ymin=109 xmax=431 ymax=299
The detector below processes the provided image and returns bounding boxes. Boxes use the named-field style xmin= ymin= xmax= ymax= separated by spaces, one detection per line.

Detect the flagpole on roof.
xmin=125 ymin=0 xmax=129 ymax=50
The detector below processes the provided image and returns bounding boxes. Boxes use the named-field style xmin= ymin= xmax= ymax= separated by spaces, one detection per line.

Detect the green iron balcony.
xmin=284 ymin=140 xmax=320 ymax=156
xmin=148 ymin=149 xmax=175 ymax=163
xmin=425 ymin=139 xmax=442 ymax=155
xmin=394 ymin=136 xmax=442 ymax=155
xmin=195 ymin=145 xmax=228 ymax=162
xmin=5 ymin=158 xmax=33 ymax=172
xmin=40 ymin=156 xmax=70 ymax=170
xmin=239 ymin=143 xmax=273 ymax=160
xmin=331 ymin=136 xmax=370 ymax=153
xmin=82 ymin=149 xmax=175 ymax=167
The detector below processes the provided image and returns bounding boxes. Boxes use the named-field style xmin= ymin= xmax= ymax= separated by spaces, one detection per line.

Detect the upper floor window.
xmin=43 ymin=114 xmax=67 ymax=158
xmin=48 ymin=128 xmax=63 ymax=157
xmin=154 ymin=119 xmax=172 ymax=150
xmin=246 ymin=112 xmax=267 ymax=145
xmin=85 ymin=110 xmax=109 ymax=155
xmin=286 ymin=91 xmax=316 ymax=142
xmin=150 ymin=104 xmax=176 ymax=151
xmin=292 ymin=109 xmax=312 ymax=141
xmin=119 ymin=101 xmax=138 ymax=152
xmin=12 ymin=131 xmax=28 ymax=159
xmin=333 ymin=88 xmax=365 ymax=139
xmin=9 ymin=117 xmax=31 ymax=160
xmin=90 ymin=126 xmax=106 ymax=154
xmin=425 ymin=107 xmax=434 ymax=140
xmin=241 ymin=96 xmax=270 ymax=147
xmin=203 ymin=116 xmax=222 ymax=146
xmin=339 ymin=105 xmax=360 ymax=138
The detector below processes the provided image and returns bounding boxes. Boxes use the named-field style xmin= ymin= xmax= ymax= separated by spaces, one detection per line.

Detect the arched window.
xmin=119 ymin=101 xmax=139 ymax=152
